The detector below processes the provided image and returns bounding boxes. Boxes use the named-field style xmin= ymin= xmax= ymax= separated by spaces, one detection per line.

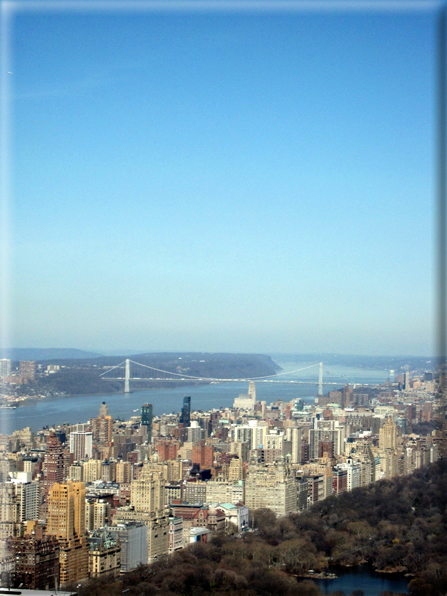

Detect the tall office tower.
xmin=141 ymin=404 xmax=153 ymax=442
xmin=379 ymin=416 xmax=397 ymax=451
xmin=0 ymin=358 xmax=11 ymax=378
xmin=46 ymin=481 xmax=88 ymax=585
xmin=43 ymin=432 xmax=65 ymax=491
xmin=19 ymin=361 xmax=36 ymax=382
xmin=69 ymin=431 xmax=93 ymax=461
xmin=180 ymin=396 xmax=191 ymax=428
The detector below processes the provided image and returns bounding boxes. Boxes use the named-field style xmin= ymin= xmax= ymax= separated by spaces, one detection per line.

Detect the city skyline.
xmin=1 ymin=1 xmax=438 ymax=356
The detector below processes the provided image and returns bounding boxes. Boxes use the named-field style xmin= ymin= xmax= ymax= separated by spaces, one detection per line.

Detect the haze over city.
xmin=3 ymin=2 xmax=437 ymax=356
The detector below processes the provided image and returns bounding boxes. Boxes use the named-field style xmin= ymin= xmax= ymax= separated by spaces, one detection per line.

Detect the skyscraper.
xmin=141 ymin=404 xmax=153 ymax=443
xmin=180 ymin=396 xmax=191 ymax=428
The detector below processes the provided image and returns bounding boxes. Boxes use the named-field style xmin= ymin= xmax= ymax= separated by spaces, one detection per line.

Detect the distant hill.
xmin=0 ymin=348 xmax=103 ymax=361
xmin=271 ymin=352 xmax=434 ymax=371
xmin=15 ymin=352 xmax=280 ymax=397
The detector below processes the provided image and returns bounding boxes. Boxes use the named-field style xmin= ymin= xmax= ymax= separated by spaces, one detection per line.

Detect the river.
xmin=0 ymin=360 xmax=390 ymax=434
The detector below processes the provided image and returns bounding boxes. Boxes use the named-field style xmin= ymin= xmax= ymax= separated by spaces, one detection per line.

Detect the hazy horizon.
xmin=0 ymin=346 xmax=435 ymax=360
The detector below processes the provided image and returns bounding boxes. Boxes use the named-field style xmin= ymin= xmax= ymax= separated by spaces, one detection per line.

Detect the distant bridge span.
xmin=99 ymin=376 xmax=345 ymax=386
xmin=99 ymin=359 xmax=360 ymax=393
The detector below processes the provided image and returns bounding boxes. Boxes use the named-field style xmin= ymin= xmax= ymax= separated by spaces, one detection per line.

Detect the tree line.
xmin=76 ymin=459 xmax=447 ymax=596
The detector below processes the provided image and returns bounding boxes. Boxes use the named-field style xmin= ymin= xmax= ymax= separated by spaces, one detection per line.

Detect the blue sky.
xmin=6 ymin=3 xmax=437 ymax=355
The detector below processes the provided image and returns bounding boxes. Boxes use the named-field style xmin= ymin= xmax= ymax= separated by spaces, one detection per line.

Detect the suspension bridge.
xmin=99 ymin=360 xmax=353 ymax=395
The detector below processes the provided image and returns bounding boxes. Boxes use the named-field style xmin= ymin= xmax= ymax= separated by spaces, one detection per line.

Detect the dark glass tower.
xmin=141 ymin=403 xmax=153 ymax=442
xmin=180 ymin=396 xmax=191 ymax=427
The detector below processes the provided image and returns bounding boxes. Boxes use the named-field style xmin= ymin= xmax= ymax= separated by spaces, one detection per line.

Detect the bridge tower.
xmin=318 ymin=362 xmax=323 ymax=396
xmin=124 ymin=359 xmax=130 ymax=393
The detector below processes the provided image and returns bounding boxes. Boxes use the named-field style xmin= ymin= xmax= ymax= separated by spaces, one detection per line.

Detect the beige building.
xmin=86 ymin=498 xmax=111 ymax=531
xmin=206 ymin=480 xmax=244 ymax=505
xmin=116 ymin=462 xmax=132 ymax=484
xmin=113 ymin=464 xmax=169 ymax=563
xmin=379 ymin=416 xmax=398 ymax=451
xmin=381 ymin=450 xmax=399 ymax=480
xmin=88 ymin=529 xmax=121 ymax=578
xmin=68 ymin=463 xmax=83 ymax=482
xmin=245 ymin=463 xmax=297 ymax=517
xmin=233 ymin=382 xmax=257 ymax=412
xmin=46 ymin=481 xmax=88 ymax=586
xmin=83 ymin=459 xmax=102 ymax=483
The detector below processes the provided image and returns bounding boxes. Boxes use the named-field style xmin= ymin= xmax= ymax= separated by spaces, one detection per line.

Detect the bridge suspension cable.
xmin=113 ymin=359 xmax=322 ymax=382
xmin=99 ymin=359 xmax=321 ymax=381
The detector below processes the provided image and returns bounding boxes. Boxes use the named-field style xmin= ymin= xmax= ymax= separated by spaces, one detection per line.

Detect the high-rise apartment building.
xmin=285 ymin=427 xmax=302 ymax=464
xmin=0 ymin=359 xmax=11 ymax=378
xmin=114 ymin=464 xmax=169 ymax=563
xmin=116 ymin=461 xmax=132 ymax=484
xmin=82 ymin=459 xmax=102 ymax=483
xmin=91 ymin=404 xmax=113 ymax=445
xmin=86 ymin=498 xmax=111 ymax=532
xmin=155 ymin=441 xmax=179 ymax=461
xmin=245 ymin=463 xmax=297 ymax=517
xmin=309 ymin=419 xmax=345 ymax=460
xmin=19 ymin=361 xmax=36 ymax=382
xmin=87 ymin=528 xmax=121 ymax=578
xmin=130 ymin=467 xmax=165 ymax=513
xmin=191 ymin=444 xmax=214 ymax=469
xmin=46 ymin=481 xmax=88 ymax=585
xmin=403 ymin=372 xmax=410 ymax=390
xmin=379 ymin=416 xmax=397 ymax=451
xmin=69 ymin=431 xmax=93 ymax=461
xmin=8 ymin=526 xmax=60 ymax=590
xmin=106 ymin=522 xmax=148 ymax=571
xmin=10 ymin=478 xmax=40 ymax=521
xmin=43 ymin=432 xmax=65 ymax=492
